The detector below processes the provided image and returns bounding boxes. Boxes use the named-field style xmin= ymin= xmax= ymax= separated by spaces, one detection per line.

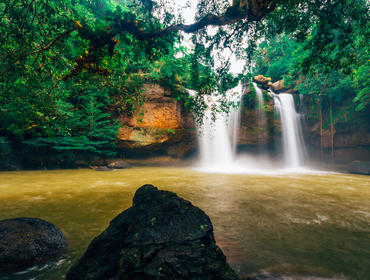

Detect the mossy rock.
xmin=67 ymin=185 xmax=240 ymax=280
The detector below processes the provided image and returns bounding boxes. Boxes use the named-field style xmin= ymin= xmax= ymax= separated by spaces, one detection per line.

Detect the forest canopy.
xmin=0 ymin=0 xmax=369 ymax=164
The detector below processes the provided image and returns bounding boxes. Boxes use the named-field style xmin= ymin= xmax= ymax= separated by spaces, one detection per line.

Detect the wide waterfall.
xmin=270 ymin=91 xmax=307 ymax=168
xmin=196 ymin=83 xmax=308 ymax=173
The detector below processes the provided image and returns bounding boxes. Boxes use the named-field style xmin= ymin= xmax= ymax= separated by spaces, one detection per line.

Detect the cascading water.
xmin=197 ymin=84 xmax=243 ymax=172
xmin=252 ymin=82 xmax=266 ymax=128
xmin=195 ymin=82 xmax=310 ymax=173
xmin=270 ymin=91 xmax=307 ymax=168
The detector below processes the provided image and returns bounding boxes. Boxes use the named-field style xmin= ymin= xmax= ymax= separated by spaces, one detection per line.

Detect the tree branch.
xmin=23 ymin=28 xmax=77 ymax=58
xmin=122 ymin=0 xmax=276 ymax=40
xmin=58 ymin=0 xmax=277 ymax=85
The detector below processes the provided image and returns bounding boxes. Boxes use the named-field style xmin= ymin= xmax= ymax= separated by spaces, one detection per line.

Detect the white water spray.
xmin=198 ymin=84 xmax=243 ymax=171
xmin=195 ymin=82 xmax=311 ymax=174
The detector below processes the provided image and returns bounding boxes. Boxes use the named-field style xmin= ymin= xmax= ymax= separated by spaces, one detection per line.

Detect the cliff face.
xmin=118 ymin=83 xmax=369 ymax=163
xmin=117 ymin=84 xmax=197 ymax=158
xmin=117 ymin=84 xmax=281 ymax=158
xmin=306 ymin=121 xmax=370 ymax=163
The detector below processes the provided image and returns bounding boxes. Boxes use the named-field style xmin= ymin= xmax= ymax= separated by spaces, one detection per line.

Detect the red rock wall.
xmin=117 ymin=84 xmax=197 ymax=157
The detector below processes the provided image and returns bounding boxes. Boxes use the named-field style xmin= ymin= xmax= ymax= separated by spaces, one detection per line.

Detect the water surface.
xmin=0 ymin=168 xmax=369 ymax=279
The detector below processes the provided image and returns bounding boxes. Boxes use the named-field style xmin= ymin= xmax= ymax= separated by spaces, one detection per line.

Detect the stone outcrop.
xmin=118 ymin=84 xmax=197 ymax=158
xmin=271 ymin=79 xmax=284 ymax=92
xmin=108 ymin=160 xmax=131 ymax=169
xmin=347 ymin=161 xmax=370 ymax=175
xmin=253 ymin=76 xmax=296 ymax=93
xmin=66 ymin=185 xmax=240 ymax=280
xmin=307 ymin=123 xmax=370 ymax=163
xmin=0 ymin=217 xmax=67 ymax=273
xmin=253 ymin=75 xmax=271 ymax=89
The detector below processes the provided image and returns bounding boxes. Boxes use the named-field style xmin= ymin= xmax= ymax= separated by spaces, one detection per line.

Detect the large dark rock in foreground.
xmin=0 ymin=217 xmax=68 ymax=273
xmin=67 ymin=184 xmax=239 ymax=280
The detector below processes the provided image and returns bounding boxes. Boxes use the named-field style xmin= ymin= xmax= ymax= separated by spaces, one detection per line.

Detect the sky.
xmin=168 ymin=0 xmax=247 ymax=75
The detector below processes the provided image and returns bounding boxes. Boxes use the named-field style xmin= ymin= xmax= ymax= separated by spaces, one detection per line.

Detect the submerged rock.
xmin=0 ymin=217 xmax=67 ymax=273
xmin=67 ymin=184 xmax=240 ymax=280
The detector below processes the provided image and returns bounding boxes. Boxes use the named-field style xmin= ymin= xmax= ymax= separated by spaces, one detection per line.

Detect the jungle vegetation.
xmin=0 ymin=0 xmax=368 ymax=165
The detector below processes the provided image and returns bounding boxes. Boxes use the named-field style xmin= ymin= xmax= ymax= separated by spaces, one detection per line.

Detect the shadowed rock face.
xmin=67 ymin=184 xmax=240 ymax=280
xmin=347 ymin=161 xmax=370 ymax=175
xmin=0 ymin=217 xmax=67 ymax=273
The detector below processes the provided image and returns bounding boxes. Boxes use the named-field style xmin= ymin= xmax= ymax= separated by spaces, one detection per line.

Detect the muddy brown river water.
xmin=0 ymin=167 xmax=369 ymax=280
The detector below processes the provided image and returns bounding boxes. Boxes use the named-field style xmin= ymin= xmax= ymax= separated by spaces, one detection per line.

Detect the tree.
xmin=2 ymin=0 xmax=368 ymax=85
xmin=0 ymin=0 xmax=368 ymax=165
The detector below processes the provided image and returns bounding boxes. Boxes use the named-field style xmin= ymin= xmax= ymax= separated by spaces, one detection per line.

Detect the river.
xmin=0 ymin=168 xmax=369 ymax=279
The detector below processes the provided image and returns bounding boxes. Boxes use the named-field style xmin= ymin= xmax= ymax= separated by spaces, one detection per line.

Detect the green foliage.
xmin=0 ymin=0 xmax=215 ymax=165
xmin=251 ymin=31 xmax=369 ymax=132
xmin=0 ymin=0 xmax=369 ymax=166
xmin=352 ymin=63 xmax=370 ymax=111
xmin=252 ymin=34 xmax=296 ymax=81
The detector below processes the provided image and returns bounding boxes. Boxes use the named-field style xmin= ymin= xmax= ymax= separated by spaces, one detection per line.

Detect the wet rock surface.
xmin=66 ymin=184 xmax=239 ymax=280
xmin=0 ymin=217 xmax=67 ymax=273
xmin=347 ymin=160 xmax=370 ymax=175
xmin=91 ymin=166 xmax=112 ymax=171
xmin=108 ymin=160 xmax=131 ymax=169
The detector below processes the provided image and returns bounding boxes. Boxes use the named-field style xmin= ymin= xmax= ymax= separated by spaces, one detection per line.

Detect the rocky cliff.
xmin=253 ymin=75 xmax=370 ymax=163
xmin=117 ymin=84 xmax=197 ymax=158
xmin=118 ymin=82 xmax=369 ymax=164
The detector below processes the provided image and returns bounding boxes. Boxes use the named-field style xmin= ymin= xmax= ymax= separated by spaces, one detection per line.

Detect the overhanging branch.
xmin=124 ymin=0 xmax=276 ymax=39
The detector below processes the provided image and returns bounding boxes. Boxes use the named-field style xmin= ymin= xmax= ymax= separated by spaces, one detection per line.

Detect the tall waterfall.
xmin=252 ymin=82 xmax=266 ymax=127
xmin=198 ymin=84 xmax=243 ymax=171
xmin=270 ymin=91 xmax=307 ymax=168
xmin=195 ymin=83 xmax=310 ymax=173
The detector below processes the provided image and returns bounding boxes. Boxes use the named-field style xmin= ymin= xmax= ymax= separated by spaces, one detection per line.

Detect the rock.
xmin=0 ymin=217 xmax=68 ymax=273
xmin=0 ymin=163 xmax=23 ymax=171
xmin=253 ymin=75 xmax=271 ymax=86
xmin=108 ymin=160 xmax=131 ymax=169
xmin=125 ymin=156 xmax=183 ymax=166
xmin=93 ymin=166 xmax=111 ymax=171
xmin=117 ymin=84 xmax=197 ymax=158
xmin=67 ymin=185 xmax=240 ymax=280
xmin=271 ymin=80 xmax=285 ymax=92
xmin=347 ymin=161 xmax=370 ymax=175
xmin=271 ymin=79 xmax=297 ymax=94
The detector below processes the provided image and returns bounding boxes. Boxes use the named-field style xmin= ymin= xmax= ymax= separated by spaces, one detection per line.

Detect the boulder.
xmin=0 ymin=217 xmax=68 ymax=273
xmin=271 ymin=80 xmax=285 ymax=93
xmin=0 ymin=163 xmax=23 ymax=171
xmin=271 ymin=79 xmax=297 ymax=94
xmin=347 ymin=161 xmax=370 ymax=175
xmin=108 ymin=160 xmax=131 ymax=169
xmin=253 ymin=75 xmax=271 ymax=85
xmin=92 ymin=166 xmax=111 ymax=171
xmin=67 ymin=185 xmax=240 ymax=280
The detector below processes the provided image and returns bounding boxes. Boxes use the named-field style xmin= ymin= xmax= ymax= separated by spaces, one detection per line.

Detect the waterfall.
xmin=252 ymin=82 xmax=266 ymax=127
xmin=270 ymin=91 xmax=307 ymax=168
xmin=198 ymin=84 xmax=243 ymax=171
xmin=195 ymin=82 xmax=310 ymax=173
xmin=252 ymin=82 xmax=267 ymax=145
